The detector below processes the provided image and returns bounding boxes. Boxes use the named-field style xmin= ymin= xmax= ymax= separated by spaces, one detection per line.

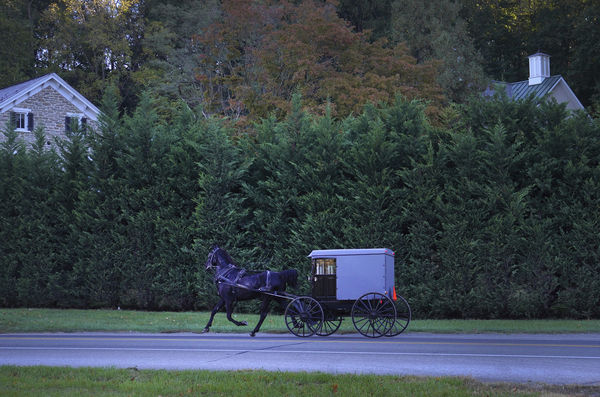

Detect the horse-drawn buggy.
xmin=203 ymin=246 xmax=411 ymax=338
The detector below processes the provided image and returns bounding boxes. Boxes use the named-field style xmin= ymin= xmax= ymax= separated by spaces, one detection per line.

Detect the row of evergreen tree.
xmin=1 ymin=91 xmax=599 ymax=318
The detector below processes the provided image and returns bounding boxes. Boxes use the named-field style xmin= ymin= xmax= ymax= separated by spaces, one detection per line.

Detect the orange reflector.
xmin=392 ymin=286 xmax=397 ymax=301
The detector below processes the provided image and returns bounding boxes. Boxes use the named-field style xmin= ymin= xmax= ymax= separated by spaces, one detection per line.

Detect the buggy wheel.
xmin=385 ymin=295 xmax=411 ymax=337
xmin=316 ymin=311 xmax=343 ymax=336
xmin=285 ymin=296 xmax=324 ymax=337
xmin=351 ymin=292 xmax=396 ymax=338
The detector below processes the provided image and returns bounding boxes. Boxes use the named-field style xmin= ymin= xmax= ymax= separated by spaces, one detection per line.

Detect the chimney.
xmin=528 ymin=52 xmax=550 ymax=85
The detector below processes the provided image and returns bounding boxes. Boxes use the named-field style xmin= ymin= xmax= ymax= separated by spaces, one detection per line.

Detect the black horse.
xmin=202 ymin=245 xmax=298 ymax=337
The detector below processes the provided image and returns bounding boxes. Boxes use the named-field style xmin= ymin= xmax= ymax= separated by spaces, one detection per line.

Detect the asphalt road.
xmin=1 ymin=332 xmax=599 ymax=385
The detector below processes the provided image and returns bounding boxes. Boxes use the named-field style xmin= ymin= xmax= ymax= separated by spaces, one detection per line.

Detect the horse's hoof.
xmin=239 ymin=321 xmax=248 ymax=326
xmin=250 ymin=332 xmax=256 ymax=337
xmin=202 ymin=328 xmax=209 ymax=333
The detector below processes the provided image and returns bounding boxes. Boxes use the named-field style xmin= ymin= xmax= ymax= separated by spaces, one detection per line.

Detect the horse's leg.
xmin=225 ymin=299 xmax=248 ymax=327
xmin=202 ymin=298 xmax=225 ymax=333
xmin=250 ymin=297 xmax=271 ymax=337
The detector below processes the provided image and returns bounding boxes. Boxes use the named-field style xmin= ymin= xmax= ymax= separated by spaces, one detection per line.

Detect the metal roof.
xmin=505 ymin=75 xmax=562 ymax=100
xmin=485 ymin=75 xmax=563 ymax=101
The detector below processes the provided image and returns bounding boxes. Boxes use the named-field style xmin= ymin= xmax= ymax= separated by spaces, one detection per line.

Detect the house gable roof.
xmin=0 ymin=73 xmax=100 ymax=120
xmin=504 ymin=75 xmax=562 ymax=100
xmin=484 ymin=75 xmax=584 ymax=111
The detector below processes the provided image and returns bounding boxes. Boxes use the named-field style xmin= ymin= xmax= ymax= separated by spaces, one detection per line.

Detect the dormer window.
xmin=10 ymin=108 xmax=34 ymax=132
xmin=65 ymin=113 xmax=87 ymax=132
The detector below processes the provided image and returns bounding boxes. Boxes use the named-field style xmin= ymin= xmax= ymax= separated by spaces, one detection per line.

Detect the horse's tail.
xmin=280 ymin=269 xmax=298 ymax=288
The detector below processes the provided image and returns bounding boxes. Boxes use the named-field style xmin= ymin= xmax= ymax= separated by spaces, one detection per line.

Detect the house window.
xmin=65 ymin=113 xmax=87 ymax=132
xmin=10 ymin=108 xmax=34 ymax=132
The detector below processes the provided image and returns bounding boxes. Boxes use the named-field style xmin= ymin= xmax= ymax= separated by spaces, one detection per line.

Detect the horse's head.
xmin=204 ymin=245 xmax=220 ymax=270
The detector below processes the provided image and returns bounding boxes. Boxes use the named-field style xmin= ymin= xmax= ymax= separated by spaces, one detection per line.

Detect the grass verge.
xmin=1 ymin=308 xmax=599 ymax=334
xmin=1 ymin=366 xmax=598 ymax=397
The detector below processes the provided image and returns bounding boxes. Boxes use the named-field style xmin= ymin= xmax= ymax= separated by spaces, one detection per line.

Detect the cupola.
xmin=528 ymin=52 xmax=550 ymax=85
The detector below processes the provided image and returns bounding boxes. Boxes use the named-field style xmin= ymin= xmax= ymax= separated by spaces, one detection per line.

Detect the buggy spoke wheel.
xmin=385 ymin=295 xmax=411 ymax=337
xmin=316 ymin=311 xmax=343 ymax=336
xmin=285 ymin=296 xmax=324 ymax=337
xmin=351 ymin=293 xmax=396 ymax=338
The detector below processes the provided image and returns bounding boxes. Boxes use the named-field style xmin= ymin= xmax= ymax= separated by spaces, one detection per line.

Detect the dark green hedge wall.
xmin=1 ymin=92 xmax=599 ymax=318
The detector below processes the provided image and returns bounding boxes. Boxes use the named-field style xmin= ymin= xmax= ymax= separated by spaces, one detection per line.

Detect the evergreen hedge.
xmin=1 ymin=92 xmax=598 ymax=318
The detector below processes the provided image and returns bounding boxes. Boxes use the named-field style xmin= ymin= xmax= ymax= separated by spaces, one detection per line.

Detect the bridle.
xmin=205 ymin=246 xmax=220 ymax=270
xmin=206 ymin=246 xmax=242 ymax=285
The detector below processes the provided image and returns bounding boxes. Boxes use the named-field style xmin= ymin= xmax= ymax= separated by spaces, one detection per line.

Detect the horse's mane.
xmin=279 ymin=269 xmax=298 ymax=288
xmin=215 ymin=246 xmax=237 ymax=266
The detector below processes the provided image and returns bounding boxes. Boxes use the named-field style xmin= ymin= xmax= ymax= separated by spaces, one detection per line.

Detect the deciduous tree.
xmin=192 ymin=0 xmax=443 ymax=123
xmin=38 ymin=0 xmax=144 ymax=104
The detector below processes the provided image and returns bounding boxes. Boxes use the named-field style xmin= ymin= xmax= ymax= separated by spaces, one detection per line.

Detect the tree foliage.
xmin=38 ymin=0 xmax=145 ymax=107
xmin=390 ymin=0 xmax=487 ymax=103
xmin=0 ymin=0 xmax=49 ymax=87
xmin=2 ymin=0 xmax=599 ymax=111
xmin=191 ymin=0 xmax=443 ymax=123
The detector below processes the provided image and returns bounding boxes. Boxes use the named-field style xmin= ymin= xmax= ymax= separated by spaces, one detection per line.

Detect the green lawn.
xmin=1 ymin=308 xmax=599 ymax=334
xmin=1 ymin=365 xmax=596 ymax=397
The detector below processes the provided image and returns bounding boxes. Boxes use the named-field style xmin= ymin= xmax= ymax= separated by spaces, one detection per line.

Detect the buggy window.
xmin=314 ymin=258 xmax=336 ymax=275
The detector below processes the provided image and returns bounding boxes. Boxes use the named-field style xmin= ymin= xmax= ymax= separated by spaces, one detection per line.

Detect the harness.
xmin=214 ymin=265 xmax=246 ymax=287
xmin=259 ymin=271 xmax=272 ymax=292
xmin=208 ymin=247 xmax=273 ymax=294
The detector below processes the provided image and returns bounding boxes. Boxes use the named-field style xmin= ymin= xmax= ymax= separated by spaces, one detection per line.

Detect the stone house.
xmin=0 ymin=73 xmax=100 ymax=147
xmin=484 ymin=53 xmax=585 ymax=111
